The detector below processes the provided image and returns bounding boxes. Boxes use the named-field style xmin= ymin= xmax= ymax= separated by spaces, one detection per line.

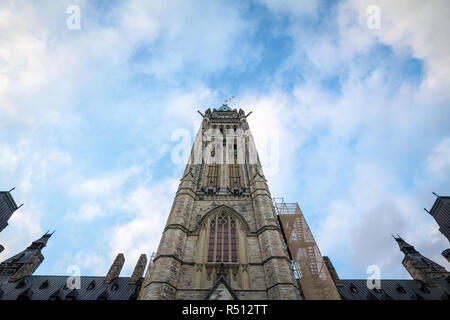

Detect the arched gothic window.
xmin=207 ymin=212 xmax=237 ymax=263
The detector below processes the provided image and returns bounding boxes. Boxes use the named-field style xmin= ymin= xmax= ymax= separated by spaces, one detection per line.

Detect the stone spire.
xmin=129 ymin=254 xmax=147 ymax=284
xmin=393 ymin=235 xmax=449 ymax=286
xmin=104 ymin=253 xmax=125 ymax=284
xmin=393 ymin=235 xmax=418 ymax=254
xmin=0 ymin=231 xmax=53 ymax=282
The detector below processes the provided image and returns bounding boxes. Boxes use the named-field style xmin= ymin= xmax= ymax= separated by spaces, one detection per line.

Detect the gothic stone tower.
xmin=139 ymin=105 xmax=301 ymax=300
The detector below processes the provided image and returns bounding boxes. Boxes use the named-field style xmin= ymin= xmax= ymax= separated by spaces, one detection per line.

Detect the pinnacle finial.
xmin=392 ymin=234 xmax=402 ymax=241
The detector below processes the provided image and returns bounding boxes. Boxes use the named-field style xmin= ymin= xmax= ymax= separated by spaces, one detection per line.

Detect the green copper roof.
xmin=216 ymin=104 xmax=233 ymax=112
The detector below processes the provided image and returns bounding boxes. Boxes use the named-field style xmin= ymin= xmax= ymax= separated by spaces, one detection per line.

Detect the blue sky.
xmin=1 ymin=0 xmax=449 ymax=280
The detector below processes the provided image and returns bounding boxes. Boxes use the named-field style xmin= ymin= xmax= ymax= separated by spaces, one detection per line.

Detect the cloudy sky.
xmin=0 ymin=0 xmax=449 ymax=280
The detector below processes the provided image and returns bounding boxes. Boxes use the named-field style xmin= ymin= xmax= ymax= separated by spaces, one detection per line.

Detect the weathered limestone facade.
xmin=130 ymin=254 xmax=147 ymax=284
xmin=139 ymin=105 xmax=301 ymax=300
xmin=104 ymin=253 xmax=125 ymax=284
xmin=402 ymin=258 xmax=449 ymax=286
xmin=0 ymin=232 xmax=52 ymax=282
xmin=394 ymin=236 xmax=450 ymax=286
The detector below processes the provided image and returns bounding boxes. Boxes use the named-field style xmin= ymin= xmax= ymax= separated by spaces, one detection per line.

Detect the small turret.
xmin=393 ymin=235 xmax=449 ymax=286
xmin=0 ymin=231 xmax=53 ymax=282
xmin=393 ymin=234 xmax=419 ymax=254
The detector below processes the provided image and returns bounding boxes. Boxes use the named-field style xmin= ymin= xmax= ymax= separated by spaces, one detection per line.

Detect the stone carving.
xmin=195 ymin=263 xmax=203 ymax=272
xmin=231 ymin=266 xmax=239 ymax=282
xmin=208 ymin=283 xmax=234 ymax=300
xmin=181 ymin=167 xmax=195 ymax=181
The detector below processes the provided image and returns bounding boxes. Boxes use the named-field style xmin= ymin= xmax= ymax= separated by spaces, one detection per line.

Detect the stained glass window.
xmin=207 ymin=212 xmax=238 ymax=263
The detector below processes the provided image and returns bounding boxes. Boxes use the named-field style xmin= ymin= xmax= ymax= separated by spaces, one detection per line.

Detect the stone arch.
xmin=195 ymin=205 xmax=250 ymax=234
xmin=193 ymin=205 xmax=251 ymax=290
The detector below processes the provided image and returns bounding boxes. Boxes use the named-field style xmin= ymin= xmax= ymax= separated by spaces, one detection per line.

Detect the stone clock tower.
xmin=139 ymin=105 xmax=301 ymax=300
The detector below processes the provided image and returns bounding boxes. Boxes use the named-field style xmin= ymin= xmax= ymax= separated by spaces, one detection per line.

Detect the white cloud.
xmin=74 ymin=203 xmax=103 ymax=222
xmin=0 ymin=139 xmax=72 ymax=194
xmin=315 ymin=164 xmax=450 ymax=277
xmin=62 ymin=166 xmax=145 ymax=224
xmin=72 ymin=250 xmax=109 ymax=276
xmin=108 ymin=179 xmax=178 ymax=274
xmin=0 ymin=0 xmax=256 ymax=130
xmin=0 ymin=138 xmax=73 ymax=263
xmin=245 ymin=0 xmax=450 ymax=278
xmin=347 ymin=0 xmax=450 ymax=99
xmin=0 ymin=206 xmax=43 ymax=262
xmin=80 ymin=166 xmax=142 ymax=195
xmin=427 ymin=137 xmax=450 ymax=177
xmin=61 ymin=166 xmax=178 ymax=275
xmin=0 ymin=143 xmax=18 ymax=169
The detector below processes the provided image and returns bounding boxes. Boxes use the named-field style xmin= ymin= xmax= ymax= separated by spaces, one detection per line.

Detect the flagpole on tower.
xmin=224 ymin=96 xmax=235 ymax=103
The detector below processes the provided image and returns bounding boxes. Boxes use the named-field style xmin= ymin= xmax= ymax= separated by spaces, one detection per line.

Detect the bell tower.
xmin=139 ymin=105 xmax=301 ymax=300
